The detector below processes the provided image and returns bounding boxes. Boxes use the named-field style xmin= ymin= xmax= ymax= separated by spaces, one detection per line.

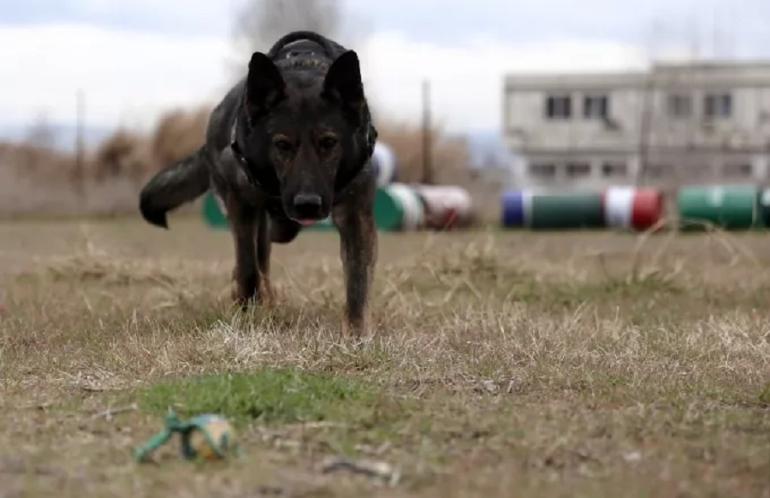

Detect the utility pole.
xmin=421 ymin=79 xmax=433 ymax=184
xmin=75 ymin=89 xmax=86 ymax=200
xmin=637 ymin=74 xmax=655 ymax=187
xmin=636 ymin=21 xmax=662 ymax=187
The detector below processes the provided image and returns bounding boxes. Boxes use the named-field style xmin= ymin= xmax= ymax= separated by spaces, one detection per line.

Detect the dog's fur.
xmin=139 ymin=32 xmax=378 ymax=336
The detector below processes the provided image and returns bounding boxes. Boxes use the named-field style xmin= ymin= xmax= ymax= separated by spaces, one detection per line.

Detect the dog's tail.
xmin=139 ymin=148 xmax=210 ymax=228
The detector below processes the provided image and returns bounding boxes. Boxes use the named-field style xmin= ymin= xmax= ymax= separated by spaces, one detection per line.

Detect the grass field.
xmin=1 ymin=217 xmax=770 ymax=497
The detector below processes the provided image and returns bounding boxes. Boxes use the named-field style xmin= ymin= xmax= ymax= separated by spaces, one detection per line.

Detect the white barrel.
xmin=416 ymin=185 xmax=473 ymax=229
xmin=371 ymin=142 xmax=397 ymax=187
xmin=604 ymin=186 xmax=635 ymax=229
xmin=387 ymin=184 xmax=424 ymax=230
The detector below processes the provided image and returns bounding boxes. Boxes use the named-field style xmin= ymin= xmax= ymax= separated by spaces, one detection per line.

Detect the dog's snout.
xmin=292 ymin=193 xmax=323 ymax=219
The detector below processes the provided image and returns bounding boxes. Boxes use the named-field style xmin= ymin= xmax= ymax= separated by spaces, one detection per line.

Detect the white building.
xmin=504 ymin=61 xmax=770 ymax=189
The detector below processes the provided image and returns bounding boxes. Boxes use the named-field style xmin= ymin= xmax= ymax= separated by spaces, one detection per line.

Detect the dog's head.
xmin=238 ymin=50 xmax=371 ymax=225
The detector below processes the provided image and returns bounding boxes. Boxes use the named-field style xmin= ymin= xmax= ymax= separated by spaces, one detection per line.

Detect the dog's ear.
xmin=323 ymin=50 xmax=364 ymax=109
xmin=245 ymin=52 xmax=285 ymax=119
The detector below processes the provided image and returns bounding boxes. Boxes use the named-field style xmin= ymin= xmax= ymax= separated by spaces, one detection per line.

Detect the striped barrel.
xmin=502 ymin=191 xmax=604 ymax=229
xmin=371 ymin=142 xmax=397 ymax=187
xmin=604 ymin=187 xmax=664 ymax=231
xmin=416 ymin=185 xmax=472 ymax=229
xmin=501 ymin=191 xmax=529 ymax=227
xmin=759 ymin=189 xmax=770 ymax=228
xmin=374 ymin=184 xmax=425 ymax=231
xmin=530 ymin=192 xmax=604 ymax=229
xmin=202 ymin=191 xmax=228 ymax=229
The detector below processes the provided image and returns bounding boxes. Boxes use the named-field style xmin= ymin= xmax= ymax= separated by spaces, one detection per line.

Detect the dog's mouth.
xmin=284 ymin=192 xmax=331 ymax=227
xmin=287 ymin=212 xmax=330 ymax=227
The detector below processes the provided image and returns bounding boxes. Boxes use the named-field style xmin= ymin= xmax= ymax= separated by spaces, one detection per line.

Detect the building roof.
xmin=505 ymin=60 xmax=770 ymax=92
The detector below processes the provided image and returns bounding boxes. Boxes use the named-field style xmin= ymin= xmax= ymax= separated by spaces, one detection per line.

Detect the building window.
xmin=584 ymin=95 xmax=609 ymax=119
xmin=546 ymin=95 xmax=572 ymax=119
xmin=529 ymin=163 xmax=556 ymax=179
xmin=566 ymin=162 xmax=591 ymax=178
xmin=602 ymin=162 xmax=628 ymax=177
xmin=646 ymin=164 xmax=670 ymax=178
xmin=668 ymin=94 xmax=692 ymax=118
xmin=705 ymin=93 xmax=732 ymax=119
xmin=723 ymin=162 xmax=752 ymax=178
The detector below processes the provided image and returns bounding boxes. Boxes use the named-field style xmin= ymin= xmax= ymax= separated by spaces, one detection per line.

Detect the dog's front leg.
xmin=226 ymin=195 xmax=259 ymax=306
xmin=255 ymin=208 xmax=273 ymax=303
xmin=333 ymin=205 xmax=377 ymax=338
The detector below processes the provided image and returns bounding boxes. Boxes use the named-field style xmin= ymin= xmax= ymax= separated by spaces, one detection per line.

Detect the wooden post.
xmin=422 ymin=80 xmax=433 ymax=185
xmin=637 ymin=75 xmax=654 ymax=186
xmin=74 ymin=89 xmax=86 ymax=200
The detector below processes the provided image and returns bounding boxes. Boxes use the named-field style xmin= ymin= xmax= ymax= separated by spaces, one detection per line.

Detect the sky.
xmin=1 ymin=0 xmax=769 ymax=145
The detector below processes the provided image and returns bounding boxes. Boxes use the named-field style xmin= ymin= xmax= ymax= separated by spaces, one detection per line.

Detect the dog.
xmin=139 ymin=31 xmax=378 ymax=337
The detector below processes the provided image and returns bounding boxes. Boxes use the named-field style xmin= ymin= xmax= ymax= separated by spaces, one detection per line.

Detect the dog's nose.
xmin=292 ymin=193 xmax=323 ymax=218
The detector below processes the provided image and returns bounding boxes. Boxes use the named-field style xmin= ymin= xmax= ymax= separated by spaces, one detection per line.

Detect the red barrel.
xmin=631 ymin=189 xmax=664 ymax=231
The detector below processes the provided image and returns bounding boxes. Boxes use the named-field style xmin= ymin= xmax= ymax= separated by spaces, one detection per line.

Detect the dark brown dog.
xmin=139 ymin=31 xmax=378 ymax=336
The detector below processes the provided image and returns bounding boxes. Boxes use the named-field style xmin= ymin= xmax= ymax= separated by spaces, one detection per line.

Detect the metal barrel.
xmin=759 ymin=189 xmax=770 ymax=228
xmin=202 ymin=191 xmax=228 ymax=229
xmin=415 ymin=185 xmax=472 ymax=229
xmin=632 ymin=189 xmax=665 ymax=231
xmin=604 ymin=187 xmax=664 ymax=231
xmin=374 ymin=184 xmax=425 ymax=231
xmin=604 ymin=187 xmax=635 ymax=229
xmin=501 ymin=190 xmax=532 ymax=227
xmin=677 ymin=185 xmax=759 ymax=230
xmin=529 ymin=192 xmax=605 ymax=229
xmin=371 ymin=142 xmax=397 ymax=187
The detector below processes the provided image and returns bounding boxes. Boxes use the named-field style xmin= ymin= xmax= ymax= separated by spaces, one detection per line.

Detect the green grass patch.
xmin=760 ymin=383 xmax=770 ymax=406
xmin=139 ymin=369 xmax=381 ymax=426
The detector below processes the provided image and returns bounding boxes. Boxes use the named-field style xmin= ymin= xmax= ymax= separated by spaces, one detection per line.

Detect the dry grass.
xmin=0 ymin=107 xmax=209 ymax=217
xmin=1 ymin=218 xmax=770 ymax=497
xmin=149 ymin=107 xmax=210 ymax=175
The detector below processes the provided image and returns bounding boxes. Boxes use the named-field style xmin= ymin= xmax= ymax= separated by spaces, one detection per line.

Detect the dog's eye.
xmin=273 ymin=138 xmax=294 ymax=153
xmin=319 ymin=136 xmax=338 ymax=150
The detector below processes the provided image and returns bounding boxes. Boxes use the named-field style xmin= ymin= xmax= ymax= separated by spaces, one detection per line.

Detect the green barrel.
xmin=374 ymin=184 xmax=424 ymax=231
xmin=529 ymin=192 xmax=604 ymax=229
xmin=677 ymin=185 xmax=759 ymax=230
xmin=202 ymin=191 xmax=228 ymax=229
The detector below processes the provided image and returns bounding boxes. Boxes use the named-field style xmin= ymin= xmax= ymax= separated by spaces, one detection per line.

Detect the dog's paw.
xmin=259 ymin=279 xmax=276 ymax=307
xmin=342 ymin=316 xmax=368 ymax=339
xmin=231 ymin=283 xmax=258 ymax=308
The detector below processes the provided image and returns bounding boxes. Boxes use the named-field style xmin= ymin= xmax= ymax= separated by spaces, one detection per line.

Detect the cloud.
xmin=0 ymin=23 xmax=232 ymax=130
xmin=1 ymin=16 xmax=764 ymax=139
xmin=361 ymin=32 xmax=648 ymax=133
xmin=0 ymin=23 xmax=650 ymax=136
xmin=0 ymin=0 xmax=236 ymax=36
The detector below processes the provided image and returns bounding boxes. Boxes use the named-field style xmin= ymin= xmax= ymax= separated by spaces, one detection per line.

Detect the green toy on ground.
xmin=134 ymin=411 xmax=236 ymax=463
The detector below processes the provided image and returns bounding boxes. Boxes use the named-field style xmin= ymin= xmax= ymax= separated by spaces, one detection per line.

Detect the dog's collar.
xmin=229 ymin=122 xmax=282 ymax=198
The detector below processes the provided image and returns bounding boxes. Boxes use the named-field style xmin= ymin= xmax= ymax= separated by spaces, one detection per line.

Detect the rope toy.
xmin=134 ymin=411 xmax=236 ymax=463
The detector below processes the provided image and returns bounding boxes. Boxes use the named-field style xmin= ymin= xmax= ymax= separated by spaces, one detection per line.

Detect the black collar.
xmin=229 ymin=121 xmax=282 ymax=198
